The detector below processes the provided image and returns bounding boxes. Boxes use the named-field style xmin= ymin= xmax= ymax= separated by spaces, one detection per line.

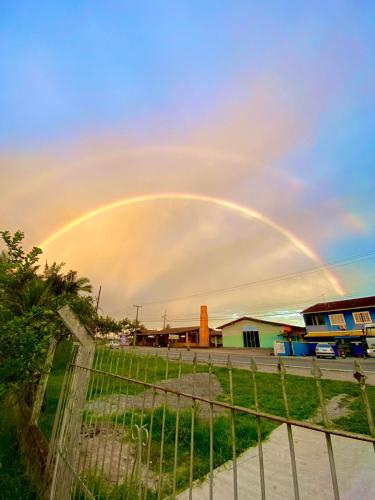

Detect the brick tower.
xmin=199 ymin=305 xmax=209 ymax=347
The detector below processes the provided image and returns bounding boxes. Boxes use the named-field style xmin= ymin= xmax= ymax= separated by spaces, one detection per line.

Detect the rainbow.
xmin=39 ymin=192 xmax=345 ymax=295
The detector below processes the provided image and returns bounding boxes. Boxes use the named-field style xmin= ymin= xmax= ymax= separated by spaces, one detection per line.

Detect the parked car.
xmin=315 ymin=343 xmax=336 ymax=359
xmin=105 ymin=340 xmax=120 ymax=349
xmin=366 ymin=338 xmax=375 ymax=358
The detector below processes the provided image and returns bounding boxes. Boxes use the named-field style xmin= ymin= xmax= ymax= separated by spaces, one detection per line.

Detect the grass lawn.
xmin=38 ymin=340 xmax=74 ymax=439
xmin=86 ymin=347 xmax=375 ymax=435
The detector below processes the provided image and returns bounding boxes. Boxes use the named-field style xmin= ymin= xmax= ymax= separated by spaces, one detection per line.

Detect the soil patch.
xmin=86 ymin=372 xmax=225 ymax=419
xmin=309 ymin=394 xmax=354 ymax=424
xmin=78 ymin=424 xmax=159 ymax=487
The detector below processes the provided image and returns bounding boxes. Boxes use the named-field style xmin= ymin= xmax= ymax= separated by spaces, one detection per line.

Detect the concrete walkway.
xmin=177 ymin=424 xmax=375 ymax=499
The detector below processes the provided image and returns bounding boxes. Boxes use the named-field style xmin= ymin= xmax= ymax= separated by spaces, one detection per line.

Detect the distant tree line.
xmin=95 ymin=314 xmax=142 ymax=336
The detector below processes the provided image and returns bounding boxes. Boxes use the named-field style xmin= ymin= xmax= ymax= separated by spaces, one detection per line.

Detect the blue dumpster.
xmin=275 ymin=341 xmax=292 ymax=356
xmin=306 ymin=342 xmax=318 ymax=356
xmin=350 ymin=342 xmax=365 ymax=357
xmin=292 ymin=342 xmax=310 ymax=356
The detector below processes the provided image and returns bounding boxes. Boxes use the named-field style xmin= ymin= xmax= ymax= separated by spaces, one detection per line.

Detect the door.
xmin=243 ymin=330 xmax=260 ymax=348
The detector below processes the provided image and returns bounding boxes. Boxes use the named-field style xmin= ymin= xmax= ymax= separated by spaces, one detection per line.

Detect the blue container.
xmin=332 ymin=344 xmax=339 ymax=357
xmin=350 ymin=343 xmax=365 ymax=358
xmin=276 ymin=341 xmax=292 ymax=356
xmin=292 ymin=342 xmax=310 ymax=356
xmin=306 ymin=342 xmax=318 ymax=356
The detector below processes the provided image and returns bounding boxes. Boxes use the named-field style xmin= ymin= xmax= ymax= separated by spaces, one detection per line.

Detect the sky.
xmin=1 ymin=1 xmax=375 ymax=327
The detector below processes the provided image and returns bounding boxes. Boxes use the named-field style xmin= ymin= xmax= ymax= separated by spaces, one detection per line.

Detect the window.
xmin=315 ymin=314 xmax=325 ymax=325
xmin=305 ymin=314 xmax=325 ymax=326
xmin=353 ymin=311 xmax=372 ymax=324
xmin=329 ymin=314 xmax=346 ymax=326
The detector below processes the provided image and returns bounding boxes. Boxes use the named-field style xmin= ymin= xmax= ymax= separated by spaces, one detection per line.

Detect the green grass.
xmin=89 ymin=348 xmax=208 ymax=398
xmin=72 ymin=474 xmax=158 ymax=500
xmin=214 ymin=366 xmax=375 ymax=434
xmin=38 ymin=340 xmax=74 ymax=439
xmin=0 ymin=405 xmax=38 ymax=499
xmin=139 ymin=406 xmax=275 ymax=492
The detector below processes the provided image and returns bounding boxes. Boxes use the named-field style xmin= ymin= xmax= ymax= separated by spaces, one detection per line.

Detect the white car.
xmin=105 ymin=340 xmax=120 ymax=349
xmin=367 ymin=347 xmax=375 ymax=358
xmin=315 ymin=343 xmax=336 ymax=359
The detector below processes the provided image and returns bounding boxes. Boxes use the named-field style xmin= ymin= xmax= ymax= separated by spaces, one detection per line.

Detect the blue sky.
xmin=2 ymin=2 xmax=374 ymax=145
xmin=1 ymin=1 xmax=374 ymax=324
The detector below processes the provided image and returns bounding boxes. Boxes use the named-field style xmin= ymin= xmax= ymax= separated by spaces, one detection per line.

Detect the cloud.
xmin=1 ymin=61 xmax=368 ymax=326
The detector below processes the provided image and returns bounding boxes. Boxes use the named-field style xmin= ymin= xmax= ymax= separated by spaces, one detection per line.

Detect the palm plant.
xmin=43 ymin=262 xmax=92 ymax=295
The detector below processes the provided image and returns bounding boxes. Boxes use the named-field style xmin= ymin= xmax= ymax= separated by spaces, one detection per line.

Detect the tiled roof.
xmin=217 ymin=316 xmax=305 ymax=331
xmin=302 ymin=296 xmax=375 ymax=314
xmin=139 ymin=326 xmax=217 ymax=336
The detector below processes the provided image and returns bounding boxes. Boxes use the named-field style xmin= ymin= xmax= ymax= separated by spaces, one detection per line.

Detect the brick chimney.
xmin=199 ymin=305 xmax=209 ymax=347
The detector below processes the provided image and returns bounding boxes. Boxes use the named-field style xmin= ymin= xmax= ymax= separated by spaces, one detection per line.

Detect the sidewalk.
xmin=177 ymin=424 xmax=375 ymax=499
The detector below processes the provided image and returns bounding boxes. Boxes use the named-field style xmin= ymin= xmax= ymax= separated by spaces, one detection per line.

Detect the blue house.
xmin=302 ymin=296 xmax=375 ymax=343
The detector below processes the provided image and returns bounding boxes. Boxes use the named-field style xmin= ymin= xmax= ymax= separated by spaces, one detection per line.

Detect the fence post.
xmin=353 ymin=360 xmax=375 ymax=452
xmin=250 ymin=357 xmax=265 ymax=500
xmin=311 ymin=358 xmax=340 ymax=500
xmin=48 ymin=305 xmax=95 ymax=500
xmin=277 ymin=357 xmax=300 ymax=500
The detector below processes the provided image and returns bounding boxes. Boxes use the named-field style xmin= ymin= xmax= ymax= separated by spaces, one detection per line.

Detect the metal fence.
xmin=44 ymin=341 xmax=375 ymax=500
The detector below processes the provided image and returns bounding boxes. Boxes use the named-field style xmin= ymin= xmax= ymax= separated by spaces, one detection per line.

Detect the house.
xmin=302 ymin=296 xmax=375 ymax=341
xmin=218 ymin=317 xmax=305 ymax=349
xmin=136 ymin=305 xmax=223 ymax=348
xmin=136 ymin=326 xmax=222 ymax=348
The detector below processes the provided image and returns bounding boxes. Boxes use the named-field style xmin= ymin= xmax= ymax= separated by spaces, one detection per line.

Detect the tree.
xmin=95 ymin=315 xmax=143 ymax=337
xmin=0 ymin=230 xmax=96 ymax=400
xmin=43 ymin=262 xmax=92 ymax=295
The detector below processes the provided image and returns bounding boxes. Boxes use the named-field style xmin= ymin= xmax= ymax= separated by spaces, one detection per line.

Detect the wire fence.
xmin=132 ymin=346 xmax=375 ymax=375
xmin=46 ymin=345 xmax=375 ymax=500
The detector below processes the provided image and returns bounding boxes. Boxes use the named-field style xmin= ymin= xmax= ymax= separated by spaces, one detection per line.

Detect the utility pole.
xmin=162 ymin=310 xmax=168 ymax=330
xmin=95 ymin=285 xmax=102 ymax=314
xmin=133 ymin=304 xmax=142 ymax=347
xmin=94 ymin=285 xmax=102 ymax=338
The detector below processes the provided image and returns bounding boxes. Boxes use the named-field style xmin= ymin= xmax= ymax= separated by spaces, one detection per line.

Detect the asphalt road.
xmin=134 ymin=346 xmax=375 ymax=374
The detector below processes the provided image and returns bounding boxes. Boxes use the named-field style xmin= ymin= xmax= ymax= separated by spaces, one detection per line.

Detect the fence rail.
xmin=133 ymin=346 xmax=375 ymax=374
xmin=45 ymin=342 xmax=375 ymax=500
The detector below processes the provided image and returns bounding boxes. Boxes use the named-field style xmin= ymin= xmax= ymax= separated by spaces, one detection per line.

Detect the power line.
xmin=104 ymin=251 xmax=375 ymax=318
xmin=136 ymin=288 xmax=375 ymax=325
xmin=138 ymin=251 xmax=375 ymax=306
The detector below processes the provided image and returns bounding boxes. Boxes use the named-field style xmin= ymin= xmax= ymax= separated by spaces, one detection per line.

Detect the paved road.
xmin=132 ymin=346 xmax=375 ymax=384
xmin=134 ymin=346 xmax=375 ymax=372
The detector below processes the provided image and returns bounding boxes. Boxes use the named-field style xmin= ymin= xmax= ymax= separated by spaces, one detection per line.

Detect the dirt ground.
xmin=80 ymin=372 xmax=226 ymax=486
xmin=309 ymin=393 xmax=354 ymax=424
xmin=78 ymin=424 xmax=159 ymax=487
xmin=86 ymin=372 xmax=226 ymax=419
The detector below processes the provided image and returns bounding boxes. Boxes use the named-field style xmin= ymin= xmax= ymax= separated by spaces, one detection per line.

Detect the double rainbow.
xmin=39 ymin=192 xmax=344 ymax=296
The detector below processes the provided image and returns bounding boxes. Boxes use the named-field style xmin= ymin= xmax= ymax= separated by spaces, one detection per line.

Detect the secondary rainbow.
xmin=39 ymin=192 xmax=345 ymax=295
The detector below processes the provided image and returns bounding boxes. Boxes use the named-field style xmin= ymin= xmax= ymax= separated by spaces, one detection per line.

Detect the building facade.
xmin=136 ymin=326 xmax=222 ymax=348
xmin=218 ymin=317 xmax=305 ymax=349
xmin=136 ymin=305 xmax=223 ymax=348
xmin=302 ymin=296 xmax=375 ymax=341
